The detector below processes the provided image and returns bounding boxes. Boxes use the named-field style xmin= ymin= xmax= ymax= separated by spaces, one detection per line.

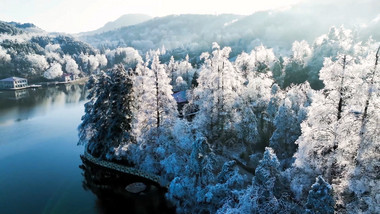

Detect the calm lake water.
xmin=0 ymin=84 xmax=98 ymax=214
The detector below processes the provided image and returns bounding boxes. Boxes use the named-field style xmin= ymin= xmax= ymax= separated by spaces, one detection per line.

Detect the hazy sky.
xmin=0 ymin=0 xmax=304 ymax=33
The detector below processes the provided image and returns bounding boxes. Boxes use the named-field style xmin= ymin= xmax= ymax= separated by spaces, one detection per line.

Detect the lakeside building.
xmin=61 ymin=73 xmax=79 ymax=82
xmin=0 ymin=77 xmax=28 ymax=89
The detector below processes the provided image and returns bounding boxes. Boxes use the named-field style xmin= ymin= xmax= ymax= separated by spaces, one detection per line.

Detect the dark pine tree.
xmin=78 ymin=64 xmax=134 ymax=160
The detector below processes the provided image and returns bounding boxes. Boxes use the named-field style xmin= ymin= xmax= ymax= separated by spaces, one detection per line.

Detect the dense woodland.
xmin=78 ymin=26 xmax=379 ymax=213
xmin=0 ymin=21 xmax=143 ymax=82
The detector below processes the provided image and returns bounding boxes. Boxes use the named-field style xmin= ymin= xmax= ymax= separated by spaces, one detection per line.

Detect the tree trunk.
xmin=337 ymin=55 xmax=346 ymax=120
xmin=155 ymin=68 xmax=160 ymax=134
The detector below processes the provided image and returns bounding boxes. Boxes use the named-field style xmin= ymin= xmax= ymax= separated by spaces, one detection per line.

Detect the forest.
xmin=78 ymin=26 xmax=379 ymax=213
xmin=0 ymin=21 xmax=142 ymax=82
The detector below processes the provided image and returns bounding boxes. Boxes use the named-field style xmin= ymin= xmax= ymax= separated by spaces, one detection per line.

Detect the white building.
xmin=0 ymin=77 xmax=28 ymax=89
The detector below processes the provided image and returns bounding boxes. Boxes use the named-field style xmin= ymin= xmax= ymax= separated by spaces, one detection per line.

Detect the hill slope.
xmin=78 ymin=14 xmax=152 ymax=36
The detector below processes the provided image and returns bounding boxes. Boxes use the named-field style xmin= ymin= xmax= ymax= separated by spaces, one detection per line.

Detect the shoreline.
xmin=0 ymin=77 xmax=89 ymax=91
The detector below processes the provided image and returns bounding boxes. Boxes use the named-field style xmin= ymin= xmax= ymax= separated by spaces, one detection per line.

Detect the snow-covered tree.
xmin=270 ymin=83 xmax=312 ymax=168
xmin=167 ymin=133 xmax=247 ymax=214
xmin=177 ymin=54 xmax=194 ymax=86
xmin=191 ymin=43 xmax=243 ymax=147
xmin=283 ymin=40 xmax=312 ymax=88
xmin=166 ymin=55 xmax=177 ymax=85
xmin=291 ymin=54 xmax=359 ymax=204
xmin=44 ymin=63 xmax=63 ymax=79
xmin=252 ymin=45 xmax=276 ymax=73
xmin=174 ymin=76 xmax=188 ymax=92
xmin=64 ymin=55 xmax=80 ymax=75
xmin=150 ymin=53 xmax=178 ymax=136
xmin=45 ymin=43 xmax=61 ymax=52
xmin=126 ymin=53 xmax=178 ymax=173
xmin=291 ymin=43 xmax=380 ymax=211
xmin=26 ymin=54 xmax=48 ymax=75
xmin=307 ymin=26 xmax=356 ymax=89
xmin=105 ymin=47 xmax=142 ymax=68
xmin=78 ymin=65 xmax=134 ymax=159
xmin=0 ymin=46 xmax=11 ymax=63
xmin=347 ymin=46 xmax=380 ymax=214
xmin=129 ymin=57 xmax=155 ymax=143
xmin=218 ymin=148 xmax=298 ymax=213
xmin=305 ymin=176 xmax=335 ymax=214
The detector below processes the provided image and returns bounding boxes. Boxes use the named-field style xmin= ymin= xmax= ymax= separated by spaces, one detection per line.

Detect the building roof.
xmin=0 ymin=77 xmax=27 ymax=82
xmin=173 ymin=90 xmax=188 ymax=103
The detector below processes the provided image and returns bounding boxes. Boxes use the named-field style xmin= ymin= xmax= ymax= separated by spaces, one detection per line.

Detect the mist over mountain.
xmin=79 ymin=14 xmax=244 ymax=54
xmin=78 ymin=0 xmax=380 ymax=59
xmin=77 ymin=14 xmax=152 ymax=37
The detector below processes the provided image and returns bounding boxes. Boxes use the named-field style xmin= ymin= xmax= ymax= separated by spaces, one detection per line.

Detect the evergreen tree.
xmin=269 ymin=83 xmax=312 ymax=168
xmin=283 ymin=40 xmax=312 ymax=88
xmin=307 ymin=26 xmax=356 ymax=89
xmin=305 ymin=176 xmax=335 ymax=214
xmin=78 ymin=64 xmax=134 ymax=159
xmin=219 ymin=148 xmax=297 ymax=214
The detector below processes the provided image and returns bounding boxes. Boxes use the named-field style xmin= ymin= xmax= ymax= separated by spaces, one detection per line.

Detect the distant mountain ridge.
xmin=79 ymin=14 xmax=245 ymax=53
xmin=78 ymin=0 xmax=380 ymax=60
xmin=6 ymin=21 xmax=45 ymax=33
xmin=77 ymin=14 xmax=152 ymax=36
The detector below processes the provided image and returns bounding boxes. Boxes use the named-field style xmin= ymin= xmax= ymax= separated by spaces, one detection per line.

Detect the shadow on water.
xmin=79 ymin=156 xmax=176 ymax=214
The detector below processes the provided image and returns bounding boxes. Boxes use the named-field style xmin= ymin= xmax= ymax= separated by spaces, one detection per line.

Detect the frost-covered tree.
xmin=127 ymin=53 xmax=178 ymax=173
xmin=174 ymin=76 xmax=188 ymax=92
xmin=0 ymin=46 xmax=12 ymax=63
xmin=283 ymin=40 xmax=312 ymax=88
xmin=44 ymin=63 xmax=63 ymax=79
xmin=78 ymin=65 xmax=134 ymax=159
xmin=234 ymin=45 xmax=276 ymax=80
xmin=291 ymin=55 xmax=359 ymax=204
xmin=307 ymin=26 xmax=356 ymax=89
xmin=63 ymin=55 xmax=80 ymax=75
xmin=150 ymin=52 xmax=178 ymax=136
xmin=293 ymin=40 xmax=312 ymax=62
xmin=191 ymin=43 xmax=243 ymax=147
xmin=129 ymin=57 xmax=155 ymax=143
xmin=305 ymin=176 xmax=335 ymax=214
xmin=291 ymin=43 xmax=380 ymax=211
xmin=25 ymin=54 xmax=48 ymax=75
xmin=165 ymin=54 xmax=194 ymax=90
xmin=218 ymin=148 xmax=298 ymax=214
xmin=241 ymin=63 xmax=274 ymax=147
xmin=45 ymin=43 xmax=61 ymax=52
xmin=347 ymin=46 xmax=380 ymax=214
xmin=252 ymin=45 xmax=276 ymax=73
xmin=166 ymin=55 xmax=177 ymax=85
xmin=79 ymin=53 xmax=108 ymax=74
xmin=105 ymin=47 xmax=142 ymax=68
xmin=167 ymin=133 xmax=247 ymax=214
xmin=235 ymin=51 xmax=255 ymax=80
xmin=270 ymin=83 xmax=312 ymax=168
xmin=177 ymin=54 xmax=194 ymax=86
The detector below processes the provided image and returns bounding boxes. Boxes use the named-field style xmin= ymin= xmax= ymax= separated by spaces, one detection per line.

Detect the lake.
xmin=0 ymin=84 xmax=172 ymax=214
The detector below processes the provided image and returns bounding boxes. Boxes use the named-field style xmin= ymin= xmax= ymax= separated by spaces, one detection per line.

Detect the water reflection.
xmin=79 ymin=156 xmax=175 ymax=214
xmin=0 ymin=84 xmax=87 ymax=125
